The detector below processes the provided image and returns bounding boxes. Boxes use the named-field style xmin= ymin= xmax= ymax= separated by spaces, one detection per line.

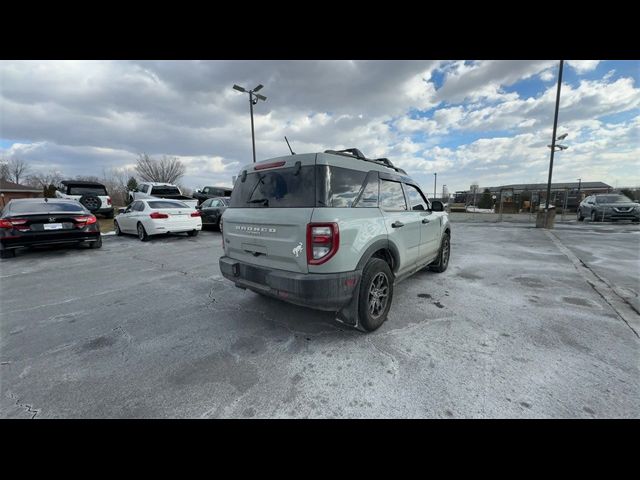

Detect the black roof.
xmin=61 ymin=180 xmax=106 ymax=187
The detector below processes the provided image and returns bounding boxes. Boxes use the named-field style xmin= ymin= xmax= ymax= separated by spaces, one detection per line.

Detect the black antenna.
xmin=285 ymin=136 xmax=296 ymax=155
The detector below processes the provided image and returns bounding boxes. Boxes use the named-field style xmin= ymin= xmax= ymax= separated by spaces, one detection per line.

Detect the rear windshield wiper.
xmin=248 ymin=198 xmax=269 ymax=206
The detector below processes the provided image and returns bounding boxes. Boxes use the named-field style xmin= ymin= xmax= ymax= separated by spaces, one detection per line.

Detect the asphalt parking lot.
xmin=1 ymin=222 xmax=639 ymax=418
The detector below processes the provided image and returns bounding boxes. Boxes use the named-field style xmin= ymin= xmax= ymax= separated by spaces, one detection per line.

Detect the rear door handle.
xmin=391 ymin=221 xmax=405 ymax=228
xmin=422 ymin=218 xmax=430 ymax=224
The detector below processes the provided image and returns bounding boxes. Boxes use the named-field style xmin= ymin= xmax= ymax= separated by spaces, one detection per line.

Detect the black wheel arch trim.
xmin=356 ymin=239 xmax=400 ymax=273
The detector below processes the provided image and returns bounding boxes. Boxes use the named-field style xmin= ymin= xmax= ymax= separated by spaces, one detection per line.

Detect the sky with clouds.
xmin=1 ymin=60 xmax=638 ymax=195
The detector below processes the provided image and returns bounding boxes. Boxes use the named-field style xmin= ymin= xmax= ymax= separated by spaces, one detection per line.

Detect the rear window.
xmin=151 ymin=186 xmax=181 ymax=196
xmin=230 ymin=166 xmax=316 ymax=208
xmin=9 ymin=201 xmax=86 ymax=214
xmin=67 ymin=185 xmax=108 ymax=196
xmin=148 ymin=201 xmax=189 ymax=209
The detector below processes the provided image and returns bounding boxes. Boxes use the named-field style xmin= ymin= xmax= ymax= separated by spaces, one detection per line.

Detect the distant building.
xmin=460 ymin=181 xmax=612 ymax=212
xmin=0 ymin=179 xmax=42 ymax=209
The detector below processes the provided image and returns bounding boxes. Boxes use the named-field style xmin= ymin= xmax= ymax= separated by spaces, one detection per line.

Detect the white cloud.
xmin=567 ymin=60 xmax=601 ymax=74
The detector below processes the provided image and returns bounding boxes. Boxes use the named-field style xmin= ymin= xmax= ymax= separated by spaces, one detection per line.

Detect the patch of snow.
xmin=466 ymin=206 xmax=494 ymax=213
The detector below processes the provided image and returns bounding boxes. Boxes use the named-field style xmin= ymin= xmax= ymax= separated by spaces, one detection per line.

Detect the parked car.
xmin=193 ymin=186 xmax=233 ymax=205
xmin=55 ymin=180 xmax=114 ymax=218
xmin=197 ymin=197 xmax=228 ymax=231
xmin=577 ymin=194 xmax=640 ymax=222
xmin=114 ymin=199 xmax=202 ymax=241
xmin=128 ymin=182 xmax=199 ymax=208
xmin=0 ymin=198 xmax=101 ymax=258
xmin=219 ymin=148 xmax=450 ymax=332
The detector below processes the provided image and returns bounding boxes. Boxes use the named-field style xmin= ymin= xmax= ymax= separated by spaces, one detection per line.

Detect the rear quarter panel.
xmin=308 ymin=208 xmax=387 ymax=274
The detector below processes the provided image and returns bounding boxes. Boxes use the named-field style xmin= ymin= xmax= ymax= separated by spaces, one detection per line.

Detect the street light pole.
xmin=433 ymin=173 xmax=437 ymax=200
xmin=442 ymin=184 xmax=447 ymax=202
xmin=544 ymin=60 xmax=564 ymax=212
xmin=233 ymin=84 xmax=267 ymax=163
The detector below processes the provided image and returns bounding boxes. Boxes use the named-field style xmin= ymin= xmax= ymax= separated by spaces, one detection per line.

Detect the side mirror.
xmin=412 ymin=204 xmax=425 ymax=211
xmin=431 ymin=200 xmax=444 ymax=212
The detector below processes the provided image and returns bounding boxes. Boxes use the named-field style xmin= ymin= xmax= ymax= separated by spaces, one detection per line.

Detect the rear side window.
xmin=230 ymin=166 xmax=316 ymax=208
xmin=380 ymin=180 xmax=407 ymax=211
xmin=321 ymin=166 xmax=367 ymax=207
xmin=68 ymin=185 xmax=108 ymax=196
xmin=148 ymin=201 xmax=189 ymax=209
xmin=354 ymin=174 xmax=379 ymax=208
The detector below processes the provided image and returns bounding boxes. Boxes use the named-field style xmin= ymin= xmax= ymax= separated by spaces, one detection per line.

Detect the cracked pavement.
xmin=1 ymin=222 xmax=638 ymax=418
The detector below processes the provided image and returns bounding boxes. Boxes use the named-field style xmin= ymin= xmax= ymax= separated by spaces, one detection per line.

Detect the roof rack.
xmin=324 ymin=148 xmax=407 ymax=175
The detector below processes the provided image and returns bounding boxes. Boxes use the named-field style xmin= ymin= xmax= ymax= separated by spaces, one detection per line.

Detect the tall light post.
xmin=543 ymin=60 xmax=565 ymax=221
xmin=442 ymin=184 xmax=447 ymax=202
xmin=433 ymin=173 xmax=437 ymax=200
xmin=233 ymin=84 xmax=267 ymax=163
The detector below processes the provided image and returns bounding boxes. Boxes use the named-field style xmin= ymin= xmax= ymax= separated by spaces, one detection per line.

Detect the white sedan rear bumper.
xmin=143 ymin=217 xmax=202 ymax=236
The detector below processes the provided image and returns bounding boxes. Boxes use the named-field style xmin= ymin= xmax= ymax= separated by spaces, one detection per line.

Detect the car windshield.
xmin=9 ymin=201 xmax=86 ymax=214
xmin=596 ymin=195 xmax=631 ymax=203
xmin=150 ymin=186 xmax=181 ymax=196
xmin=68 ymin=185 xmax=108 ymax=195
xmin=148 ymin=201 xmax=189 ymax=209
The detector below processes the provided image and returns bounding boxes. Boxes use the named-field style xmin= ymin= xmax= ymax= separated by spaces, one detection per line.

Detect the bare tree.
xmin=0 ymin=162 xmax=9 ymax=180
xmin=100 ymin=168 xmax=137 ymax=207
xmin=135 ymin=154 xmax=185 ymax=184
xmin=26 ymin=170 xmax=64 ymax=189
xmin=5 ymin=158 xmax=31 ymax=184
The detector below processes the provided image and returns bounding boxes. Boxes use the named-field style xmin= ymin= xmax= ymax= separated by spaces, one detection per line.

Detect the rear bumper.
xmin=0 ymin=229 xmax=101 ymax=250
xmin=219 ymin=256 xmax=361 ymax=311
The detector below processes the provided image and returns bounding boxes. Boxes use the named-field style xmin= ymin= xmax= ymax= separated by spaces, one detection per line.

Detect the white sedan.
xmin=114 ymin=199 xmax=202 ymax=241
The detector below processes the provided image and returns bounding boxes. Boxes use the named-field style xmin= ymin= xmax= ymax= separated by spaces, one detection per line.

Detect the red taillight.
xmin=107 ymin=197 xmax=112 ymax=206
xmin=150 ymin=212 xmax=169 ymax=219
xmin=255 ymin=160 xmax=286 ymax=171
xmin=0 ymin=219 xmax=14 ymax=229
xmin=74 ymin=215 xmax=97 ymax=227
xmin=191 ymin=211 xmax=201 ymax=217
xmin=306 ymin=222 xmax=339 ymax=265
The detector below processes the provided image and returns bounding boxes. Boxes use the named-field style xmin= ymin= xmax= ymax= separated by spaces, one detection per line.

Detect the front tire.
xmin=429 ymin=232 xmax=451 ymax=273
xmin=219 ymin=218 xmax=223 ymax=234
xmin=591 ymin=210 xmax=598 ymax=222
xmin=137 ymin=222 xmax=149 ymax=242
xmin=187 ymin=230 xmax=199 ymax=237
xmin=357 ymin=258 xmax=394 ymax=332
xmin=114 ymin=221 xmax=123 ymax=236
xmin=577 ymin=209 xmax=584 ymax=221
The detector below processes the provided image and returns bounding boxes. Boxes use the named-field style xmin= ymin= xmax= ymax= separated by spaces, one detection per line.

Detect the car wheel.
xmin=219 ymin=218 xmax=223 ymax=234
xmin=429 ymin=232 xmax=451 ymax=273
xmin=188 ymin=230 xmax=199 ymax=237
xmin=591 ymin=210 xmax=598 ymax=222
xmin=577 ymin=209 xmax=584 ymax=221
xmin=357 ymin=258 xmax=394 ymax=332
xmin=0 ymin=249 xmax=16 ymax=259
xmin=137 ymin=222 xmax=149 ymax=242
xmin=114 ymin=221 xmax=123 ymax=236
xmin=88 ymin=236 xmax=103 ymax=249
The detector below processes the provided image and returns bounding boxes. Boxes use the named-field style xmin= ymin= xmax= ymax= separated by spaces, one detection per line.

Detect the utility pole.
xmin=544 ymin=60 xmax=564 ymax=221
xmin=433 ymin=173 xmax=437 ymax=200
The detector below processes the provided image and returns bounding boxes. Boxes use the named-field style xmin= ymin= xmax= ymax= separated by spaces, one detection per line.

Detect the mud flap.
xmin=335 ymin=278 xmax=361 ymax=329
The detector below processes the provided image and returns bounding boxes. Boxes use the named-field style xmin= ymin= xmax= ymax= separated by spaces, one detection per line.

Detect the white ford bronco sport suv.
xmin=219 ymin=148 xmax=451 ymax=331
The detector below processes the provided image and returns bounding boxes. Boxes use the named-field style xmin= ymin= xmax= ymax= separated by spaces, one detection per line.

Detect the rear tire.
xmin=357 ymin=258 xmax=394 ymax=332
xmin=0 ymin=249 xmax=16 ymax=259
xmin=429 ymin=232 xmax=450 ymax=273
xmin=88 ymin=236 xmax=102 ymax=249
xmin=137 ymin=222 xmax=149 ymax=242
xmin=188 ymin=230 xmax=199 ymax=237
